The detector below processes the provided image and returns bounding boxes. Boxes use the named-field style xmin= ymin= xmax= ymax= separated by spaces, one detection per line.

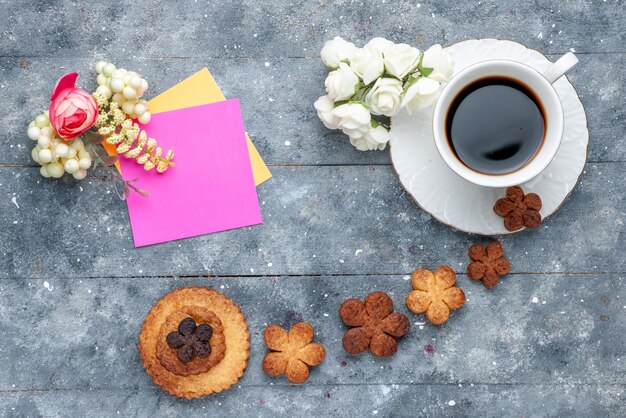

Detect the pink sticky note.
xmin=121 ymin=99 xmax=262 ymax=247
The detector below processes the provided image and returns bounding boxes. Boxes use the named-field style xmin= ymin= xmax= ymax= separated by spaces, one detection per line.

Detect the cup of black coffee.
xmin=433 ymin=52 xmax=578 ymax=187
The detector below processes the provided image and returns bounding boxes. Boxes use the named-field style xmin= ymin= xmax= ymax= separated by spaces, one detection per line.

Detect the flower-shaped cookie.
xmin=339 ymin=291 xmax=410 ymax=358
xmin=467 ymin=241 xmax=511 ymax=288
xmin=406 ymin=266 xmax=466 ymax=325
xmin=493 ymin=186 xmax=542 ymax=231
xmin=262 ymin=322 xmax=326 ymax=384
xmin=166 ymin=317 xmax=213 ymax=363
xmin=155 ymin=307 xmax=226 ymax=377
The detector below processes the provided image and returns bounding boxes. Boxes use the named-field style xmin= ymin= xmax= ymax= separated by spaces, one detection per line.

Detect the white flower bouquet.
xmin=314 ymin=37 xmax=454 ymax=151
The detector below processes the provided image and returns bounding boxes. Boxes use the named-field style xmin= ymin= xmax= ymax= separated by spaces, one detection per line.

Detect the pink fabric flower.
xmin=49 ymin=73 xmax=98 ymax=140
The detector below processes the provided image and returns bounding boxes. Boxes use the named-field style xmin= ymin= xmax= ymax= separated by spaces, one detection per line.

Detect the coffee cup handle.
xmin=542 ymin=52 xmax=579 ymax=84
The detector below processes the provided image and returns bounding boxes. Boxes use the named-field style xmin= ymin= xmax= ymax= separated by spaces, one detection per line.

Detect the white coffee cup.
xmin=432 ymin=52 xmax=579 ymax=188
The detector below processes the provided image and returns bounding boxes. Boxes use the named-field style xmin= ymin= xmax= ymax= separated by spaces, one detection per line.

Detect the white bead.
xmin=134 ymin=103 xmax=147 ymax=115
xmin=55 ymin=143 xmax=70 ymax=158
xmin=35 ymin=114 xmax=50 ymax=128
xmin=96 ymin=74 xmax=108 ymax=86
xmin=40 ymin=127 xmax=53 ymax=138
xmin=122 ymin=101 xmax=136 ymax=115
xmin=31 ymin=147 xmax=41 ymax=163
xmin=96 ymin=85 xmax=112 ymax=99
xmin=96 ymin=61 xmax=107 ymax=74
xmin=137 ymin=112 xmax=151 ymax=124
xmin=102 ymin=63 xmax=116 ymax=77
xmin=123 ymin=73 xmax=132 ymax=84
xmin=64 ymin=159 xmax=80 ymax=174
xmin=27 ymin=126 xmax=41 ymax=140
xmin=140 ymin=79 xmax=149 ymax=92
xmin=38 ymin=149 xmax=53 ymax=163
xmin=73 ymin=168 xmax=88 ymax=180
xmin=47 ymin=162 xmax=65 ymax=178
xmin=130 ymin=76 xmax=142 ymax=89
xmin=40 ymin=165 xmax=51 ymax=178
xmin=110 ymin=78 xmax=125 ymax=93
xmin=112 ymin=93 xmax=125 ymax=105
xmin=37 ymin=136 xmax=51 ymax=148
xmin=122 ymin=86 xmax=137 ymax=100
xmin=79 ymin=158 xmax=92 ymax=170
xmin=111 ymin=69 xmax=125 ymax=79
xmin=67 ymin=147 xmax=77 ymax=159
xmin=78 ymin=150 xmax=90 ymax=159
xmin=71 ymin=137 xmax=84 ymax=150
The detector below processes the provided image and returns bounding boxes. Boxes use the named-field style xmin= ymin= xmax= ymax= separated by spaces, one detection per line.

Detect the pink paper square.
xmin=121 ymin=99 xmax=262 ymax=247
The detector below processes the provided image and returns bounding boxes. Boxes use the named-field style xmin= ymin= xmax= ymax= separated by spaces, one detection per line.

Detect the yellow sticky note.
xmin=103 ymin=68 xmax=271 ymax=186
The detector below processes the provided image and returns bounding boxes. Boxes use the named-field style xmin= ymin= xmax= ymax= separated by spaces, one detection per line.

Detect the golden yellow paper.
xmin=103 ymin=68 xmax=271 ymax=185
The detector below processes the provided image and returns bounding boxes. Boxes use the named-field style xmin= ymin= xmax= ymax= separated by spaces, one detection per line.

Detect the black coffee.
xmin=445 ymin=77 xmax=545 ymax=175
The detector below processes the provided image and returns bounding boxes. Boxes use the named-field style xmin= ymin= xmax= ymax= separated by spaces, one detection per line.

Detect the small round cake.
xmin=138 ymin=287 xmax=250 ymax=398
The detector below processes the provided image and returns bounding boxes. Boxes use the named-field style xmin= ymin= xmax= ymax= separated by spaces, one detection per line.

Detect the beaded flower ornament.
xmin=26 ymin=61 xmax=174 ymax=198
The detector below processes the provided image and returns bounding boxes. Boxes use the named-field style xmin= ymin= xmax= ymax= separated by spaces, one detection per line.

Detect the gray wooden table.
xmin=1 ymin=1 xmax=625 ymax=416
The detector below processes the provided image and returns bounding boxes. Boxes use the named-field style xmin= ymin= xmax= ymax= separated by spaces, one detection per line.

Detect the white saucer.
xmin=390 ymin=39 xmax=589 ymax=235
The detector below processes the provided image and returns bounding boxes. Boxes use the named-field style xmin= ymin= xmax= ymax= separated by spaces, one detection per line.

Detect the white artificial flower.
xmin=333 ymin=103 xmax=371 ymax=135
xmin=350 ymin=47 xmax=385 ymax=85
xmin=348 ymin=124 xmax=390 ymax=151
xmin=314 ymin=95 xmax=341 ymax=130
xmin=364 ymin=37 xmax=395 ymax=56
xmin=342 ymin=123 xmax=371 ymax=140
xmin=325 ymin=63 xmax=360 ymax=101
xmin=421 ymin=44 xmax=454 ymax=83
xmin=365 ymin=77 xmax=403 ymax=117
xmin=401 ymin=77 xmax=442 ymax=114
xmin=383 ymin=43 xmax=420 ymax=79
xmin=320 ymin=36 xmax=357 ymax=69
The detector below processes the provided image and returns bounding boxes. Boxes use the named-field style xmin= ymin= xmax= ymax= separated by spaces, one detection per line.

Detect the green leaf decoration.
xmin=403 ymin=74 xmax=422 ymax=94
xmin=93 ymin=144 xmax=115 ymax=160
xmin=82 ymin=130 xmax=105 ymax=145
xmin=333 ymin=99 xmax=369 ymax=109
xmin=100 ymin=154 xmax=119 ymax=167
xmin=85 ymin=143 xmax=119 ymax=168
xmin=420 ymin=66 xmax=434 ymax=77
xmin=417 ymin=53 xmax=434 ymax=78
